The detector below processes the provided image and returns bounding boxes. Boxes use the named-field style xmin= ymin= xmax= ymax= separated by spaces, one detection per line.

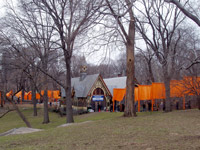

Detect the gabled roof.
xmin=61 ymin=74 xmax=138 ymax=98
xmin=104 ymin=76 xmax=138 ymax=96
xmin=104 ymin=77 xmax=127 ymax=96
xmin=61 ymin=74 xmax=99 ymax=98
xmin=87 ymin=74 xmax=112 ymax=97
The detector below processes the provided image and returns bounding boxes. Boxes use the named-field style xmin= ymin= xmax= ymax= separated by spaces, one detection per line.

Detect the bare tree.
xmin=136 ymin=0 xmax=186 ymax=111
xmin=136 ymin=46 xmax=155 ymax=84
xmin=180 ymin=76 xmax=200 ymax=109
xmin=165 ymin=0 xmax=200 ymax=27
xmin=2 ymin=0 xmax=60 ymax=123
xmin=105 ymin=0 xmax=137 ymax=117
xmin=32 ymin=0 xmax=103 ymax=123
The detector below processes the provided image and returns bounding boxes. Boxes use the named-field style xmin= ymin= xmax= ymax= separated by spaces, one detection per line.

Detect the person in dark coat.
xmin=188 ymin=100 xmax=191 ymax=109
xmin=176 ymin=101 xmax=179 ymax=110
xmin=148 ymin=101 xmax=151 ymax=111
xmin=142 ymin=102 xmax=146 ymax=112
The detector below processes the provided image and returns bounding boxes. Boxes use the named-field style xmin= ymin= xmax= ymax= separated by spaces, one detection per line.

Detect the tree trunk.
xmin=148 ymin=62 xmax=155 ymax=83
xmin=21 ymin=88 xmax=25 ymax=103
xmin=197 ymin=95 xmax=200 ymax=110
xmin=0 ymin=100 xmax=3 ymax=107
xmin=0 ymin=92 xmax=3 ymax=107
xmin=21 ymin=73 xmax=25 ymax=103
xmin=43 ymin=89 xmax=49 ymax=123
xmin=14 ymin=103 xmax=32 ymax=128
xmin=163 ymin=66 xmax=171 ymax=112
xmin=31 ymin=81 xmax=37 ymax=116
xmin=42 ymin=62 xmax=50 ymax=124
xmin=124 ymin=17 xmax=136 ymax=117
xmin=65 ymin=59 xmax=74 ymax=123
xmin=9 ymin=97 xmax=32 ymax=128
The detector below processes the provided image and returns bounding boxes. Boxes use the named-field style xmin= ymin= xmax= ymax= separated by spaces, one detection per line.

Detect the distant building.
xmin=61 ymin=66 xmax=137 ymax=111
xmin=61 ymin=73 xmax=112 ymax=111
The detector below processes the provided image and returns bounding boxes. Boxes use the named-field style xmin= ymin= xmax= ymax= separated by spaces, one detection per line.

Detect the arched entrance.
xmin=91 ymin=88 xmax=106 ymax=112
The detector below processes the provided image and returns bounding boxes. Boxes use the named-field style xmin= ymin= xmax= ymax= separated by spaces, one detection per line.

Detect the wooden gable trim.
xmin=87 ymin=75 xmax=100 ymax=96
xmin=87 ymin=74 xmax=112 ymax=97
xmin=98 ymin=75 xmax=112 ymax=96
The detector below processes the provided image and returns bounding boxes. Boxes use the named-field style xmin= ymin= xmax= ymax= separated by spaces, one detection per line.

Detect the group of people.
xmin=109 ymin=99 xmax=193 ymax=112
xmin=142 ymin=101 xmax=152 ymax=112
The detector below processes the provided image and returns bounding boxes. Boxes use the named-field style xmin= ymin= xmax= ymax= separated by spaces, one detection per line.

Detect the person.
xmin=148 ymin=101 xmax=151 ymax=111
xmin=188 ymin=100 xmax=191 ymax=109
xmin=117 ymin=105 xmax=120 ymax=112
xmin=176 ymin=101 xmax=179 ymax=110
xmin=142 ymin=102 xmax=146 ymax=112
xmin=160 ymin=102 xmax=163 ymax=111
xmin=17 ymin=98 xmax=20 ymax=104
xmin=97 ymin=103 xmax=100 ymax=112
xmin=110 ymin=103 xmax=113 ymax=112
xmin=163 ymin=102 xmax=166 ymax=111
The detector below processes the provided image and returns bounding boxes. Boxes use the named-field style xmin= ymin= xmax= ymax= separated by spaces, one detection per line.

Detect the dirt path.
xmin=0 ymin=127 xmax=43 ymax=136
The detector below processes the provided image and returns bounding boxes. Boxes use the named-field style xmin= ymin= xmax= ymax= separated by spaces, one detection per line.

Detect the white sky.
xmin=0 ymin=0 xmax=6 ymax=16
xmin=0 ymin=0 xmax=199 ymax=65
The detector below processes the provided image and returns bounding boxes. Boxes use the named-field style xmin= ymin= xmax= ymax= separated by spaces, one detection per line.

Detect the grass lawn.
xmin=0 ymin=107 xmax=200 ymax=150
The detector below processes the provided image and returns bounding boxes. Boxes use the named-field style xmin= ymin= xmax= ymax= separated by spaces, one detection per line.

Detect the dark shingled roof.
xmin=61 ymin=74 xmax=138 ymax=98
xmin=61 ymin=74 xmax=99 ymax=98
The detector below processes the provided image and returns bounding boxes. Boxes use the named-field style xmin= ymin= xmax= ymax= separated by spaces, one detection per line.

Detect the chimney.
xmin=80 ymin=72 xmax=87 ymax=81
xmin=79 ymin=65 xmax=87 ymax=81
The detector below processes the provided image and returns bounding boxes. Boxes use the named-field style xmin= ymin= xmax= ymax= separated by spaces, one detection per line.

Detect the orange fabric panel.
xmin=28 ymin=94 xmax=32 ymax=100
xmin=170 ymin=80 xmax=184 ymax=97
xmin=15 ymin=91 xmax=22 ymax=98
xmin=24 ymin=94 xmax=28 ymax=100
xmin=182 ymin=77 xmax=200 ymax=95
xmin=197 ymin=77 xmax=200 ymax=95
xmin=48 ymin=90 xmax=53 ymax=98
xmin=112 ymin=88 xmax=138 ymax=102
xmin=36 ymin=93 xmax=41 ymax=99
xmin=6 ymin=90 xmax=13 ymax=97
xmin=138 ymin=85 xmax=152 ymax=100
xmin=151 ymin=83 xmax=165 ymax=99
xmin=134 ymin=87 xmax=139 ymax=101
xmin=112 ymin=88 xmax=126 ymax=101
xmin=41 ymin=90 xmax=44 ymax=95
xmin=24 ymin=92 xmax=29 ymax=100
xmin=53 ymin=90 xmax=60 ymax=99
xmin=26 ymin=91 xmax=32 ymax=100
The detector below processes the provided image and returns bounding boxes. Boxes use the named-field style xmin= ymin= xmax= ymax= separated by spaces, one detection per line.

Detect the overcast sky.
xmin=0 ymin=0 xmax=6 ymax=16
xmin=0 ymin=0 xmax=199 ymax=65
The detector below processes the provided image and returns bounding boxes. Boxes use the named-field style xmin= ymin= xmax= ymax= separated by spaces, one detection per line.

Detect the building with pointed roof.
xmin=61 ymin=66 xmax=138 ymax=111
xmin=61 ymin=73 xmax=112 ymax=111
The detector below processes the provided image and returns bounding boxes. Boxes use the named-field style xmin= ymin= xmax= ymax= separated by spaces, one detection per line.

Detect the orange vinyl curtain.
xmin=182 ymin=77 xmax=200 ymax=95
xmin=138 ymin=85 xmax=152 ymax=100
xmin=112 ymin=88 xmax=126 ymax=102
xmin=6 ymin=90 xmax=13 ymax=97
xmin=170 ymin=80 xmax=184 ymax=97
xmin=48 ymin=90 xmax=53 ymax=98
xmin=134 ymin=87 xmax=139 ymax=101
xmin=28 ymin=94 xmax=32 ymax=100
xmin=24 ymin=90 xmax=61 ymax=101
xmin=24 ymin=93 xmax=28 ymax=100
xmin=151 ymin=83 xmax=166 ymax=99
xmin=53 ymin=90 xmax=60 ymax=99
xmin=112 ymin=77 xmax=200 ymax=111
xmin=6 ymin=90 xmax=61 ymax=101
xmin=15 ymin=91 xmax=22 ymax=98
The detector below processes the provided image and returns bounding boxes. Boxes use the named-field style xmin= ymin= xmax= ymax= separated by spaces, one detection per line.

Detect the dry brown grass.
xmin=0 ymin=109 xmax=200 ymax=150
